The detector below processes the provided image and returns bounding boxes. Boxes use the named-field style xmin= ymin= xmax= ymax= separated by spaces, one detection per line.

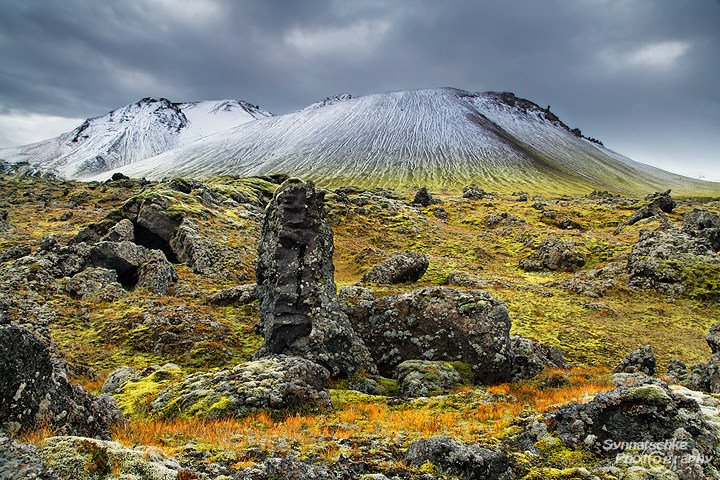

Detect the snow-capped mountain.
xmin=103 ymin=88 xmax=718 ymax=195
xmin=0 ymin=98 xmax=271 ymax=178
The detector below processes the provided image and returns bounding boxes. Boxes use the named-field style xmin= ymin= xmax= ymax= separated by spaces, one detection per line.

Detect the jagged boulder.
xmin=208 ymin=283 xmax=257 ymax=306
xmin=149 ymin=355 xmax=332 ymax=419
xmin=254 ymin=179 xmax=376 ymax=377
xmin=98 ymin=218 xmax=135 ymax=243
xmin=346 ymin=286 xmax=513 ymax=383
xmin=519 ymin=237 xmax=585 ymax=272
xmin=358 ymin=250 xmax=429 ymax=285
xmin=683 ymin=209 xmax=720 ymax=252
xmin=0 ymin=325 xmax=123 ymax=439
xmin=708 ymin=321 xmax=720 ymax=354
xmin=412 ymin=186 xmax=433 ymax=207
xmin=462 ymin=184 xmax=489 ymax=200
xmin=136 ymin=249 xmax=178 ymax=295
xmin=613 ymin=345 xmax=656 ymax=376
xmin=405 ymin=437 xmax=512 ymax=480
xmin=626 ymin=229 xmax=720 ymax=297
xmin=0 ymin=244 xmax=31 ymax=263
xmin=135 ymin=198 xmax=182 ymax=242
xmin=0 ymin=436 xmax=61 ymax=480
xmin=543 ymin=378 xmax=719 ymax=479
xmin=64 ymin=267 xmax=126 ymax=301
xmin=101 ymin=366 xmax=139 ymax=395
xmin=614 ymin=190 xmax=675 ymax=234
xmin=170 ymin=217 xmax=214 ymax=274
xmin=510 ymin=335 xmax=570 ymax=380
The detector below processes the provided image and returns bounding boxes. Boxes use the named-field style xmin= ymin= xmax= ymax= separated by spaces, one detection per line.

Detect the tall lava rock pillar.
xmin=254 ymin=179 xmax=377 ymax=377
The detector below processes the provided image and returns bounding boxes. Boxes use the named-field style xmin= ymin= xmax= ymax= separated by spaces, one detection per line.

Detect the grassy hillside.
xmin=3 ymin=173 xmax=719 ymax=478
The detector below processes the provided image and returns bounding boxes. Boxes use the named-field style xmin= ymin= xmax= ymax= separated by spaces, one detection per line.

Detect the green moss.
xmin=622 ymin=384 xmax=671 ymax=406
xmin=114 ymin=367 xmax=184 ymax=418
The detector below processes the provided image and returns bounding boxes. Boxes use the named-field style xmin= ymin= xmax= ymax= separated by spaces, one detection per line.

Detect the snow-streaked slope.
xmin=104 ymin=88 xmax=720 ymax=195
xmin=0 ymin=98 xmax=271 ymax=178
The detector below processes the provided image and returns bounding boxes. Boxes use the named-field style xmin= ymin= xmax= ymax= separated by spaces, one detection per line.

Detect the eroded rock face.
xmin=208 ymin=283 xmax=257 ymax=307
xmin=149 ymin=355 xmax=332 ymax=419
xmin=405 ymin=437 xmax=512 ymax=480
xmin=358 ymin=250 xmax=429 ymax=285
xmin=170 ymin=217 xmax=215 ymax=274
xmin=613 ymin=345 xmax=656 ymax=376
xmin=254 ymin=179 xmax=376 ymax=378
xmin=0 ymin=325 xmax=123 ymax=439
xmin=346 ymin=286 xmax=513 ymax=383
xmin=614 ymin=190 xmax=675 ymax=234
xmin=136 ymin=249 xmax=179 ymax=295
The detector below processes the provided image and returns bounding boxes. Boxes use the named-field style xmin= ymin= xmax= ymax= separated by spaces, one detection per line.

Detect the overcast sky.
xmin=1 ymin=0 xmax=719 ymax=180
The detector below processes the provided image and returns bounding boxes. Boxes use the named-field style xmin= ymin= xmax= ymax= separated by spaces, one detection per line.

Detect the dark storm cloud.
xmin=0 ymin=0 xmax=718 ymax=177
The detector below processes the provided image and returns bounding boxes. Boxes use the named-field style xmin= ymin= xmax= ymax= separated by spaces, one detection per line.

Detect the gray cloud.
xmin=0 ymin=0 xmax=718 ymax=178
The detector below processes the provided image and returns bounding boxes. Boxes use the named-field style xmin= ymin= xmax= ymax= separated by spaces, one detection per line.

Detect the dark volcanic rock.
xmin=462 ymin=184 xmax=489 ymax=200
xmin=707 ymin=321 xmax=720 ymax=354
xmin=358 ymin=250 xmax=429 ymax=285
xmin=0 ymin=436 xmax=61 ymax=480
xmin=544 ymin=378 xmax=719 ymax=479
xmin=519 ymin=237 xmax=585 ymax=272
xmin=170 ymin=217 xmax=215 ymax=274
xmin=412 ymin=186 xmax=433 ymax=207
xmin=405 ymin=437 xmax=512 ymax=480
xmin=626 ymin=228 xmax=720 ymax=296
xmin=149 ymin=355 xmax=332 ymax=419
xmin=99 ymin=218 xmax=135 ymax=243
xmin=510 ymin=335 xmax=570 ymax=380
xmin=612 ymin=345 xmax=656 ymax=376
xmin=0 ymin=325 xmax=123 ymax=439
xmin=208 ymin=283 xmax=258 ymax=307
xmin=395 ymin=360 xmax=471 ymax=397
xmin=346 ymin=286 xmax=513 ymax=383
xmin=254 ymin=179 xmax=376 ymax=377
xmin=614 ymin=190 xmax=675 ymax=234
xmin=683 ymin=208 xmax=720 ymax=252
xmin=65 ymin=267 xmax=126 ymax=301
xmin=136 ymin=249 xmax=179 ymax=295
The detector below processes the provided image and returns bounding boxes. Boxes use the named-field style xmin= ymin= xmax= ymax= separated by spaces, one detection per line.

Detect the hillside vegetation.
xmin=2 ymin=172 xmax=720 ymax=479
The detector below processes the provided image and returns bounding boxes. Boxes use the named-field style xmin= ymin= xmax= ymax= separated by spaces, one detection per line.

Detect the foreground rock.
xmin=0 ymin=436 xmax=61 ymax=480
xmin=254 ymin=179 xmax=376 ymax=377
xmin=346 ymin=286 xmax=513 ymax=383
xmin=0 ymin=325 xmax=123 ymax=439
xmin=683 ymin=208 xmax=720 ymax=252
xmin=540 ymin=378 xmax=719 ymax=479
xmin=40 ymin=436 xmax=184 ymax=480
xmin=405 ymin=437 xmax=512 ymax=480
xmin=148 ymin=355 xmax=332 ymax=419
xmin=358 ymin=250 xmax=429 ymax=285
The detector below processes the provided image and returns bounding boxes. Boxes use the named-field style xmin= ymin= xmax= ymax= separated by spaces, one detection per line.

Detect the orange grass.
xmin=107 ymin=368 xmax=612 ymax=466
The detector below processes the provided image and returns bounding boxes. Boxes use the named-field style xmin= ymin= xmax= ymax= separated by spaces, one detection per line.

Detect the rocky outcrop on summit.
xmin=346 ymin=286 xmax=513 ymax=383
xmin=254 ymin=180 xmax=376 ymax=377
xmin=358 ymin=250 xmax=429 ymax=285
xmin=0 ymin=325 xmax=123 ymax=439
xmin=405 ymin=437 xmax=512 ymax=480
xmin=613 ymin=190 xmax=675 ymax=234
xmin=148 ymin=355 xmax=332 ymax=419
xmin=519 ymin=237 xmax=585 ymax=272
xmin=538 ymin=378 xmax=720 ymax=479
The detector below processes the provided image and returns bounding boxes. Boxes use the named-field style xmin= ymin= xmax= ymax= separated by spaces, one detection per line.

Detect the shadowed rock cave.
xmin=132 ymin=222 xmax=179 ymax=264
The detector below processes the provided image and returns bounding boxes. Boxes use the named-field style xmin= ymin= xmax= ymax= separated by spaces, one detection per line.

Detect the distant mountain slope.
xmin=0 ymin=98 xmax=271 ymax=178
xmin=104 ymin=88 xmax=720 ymax=196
